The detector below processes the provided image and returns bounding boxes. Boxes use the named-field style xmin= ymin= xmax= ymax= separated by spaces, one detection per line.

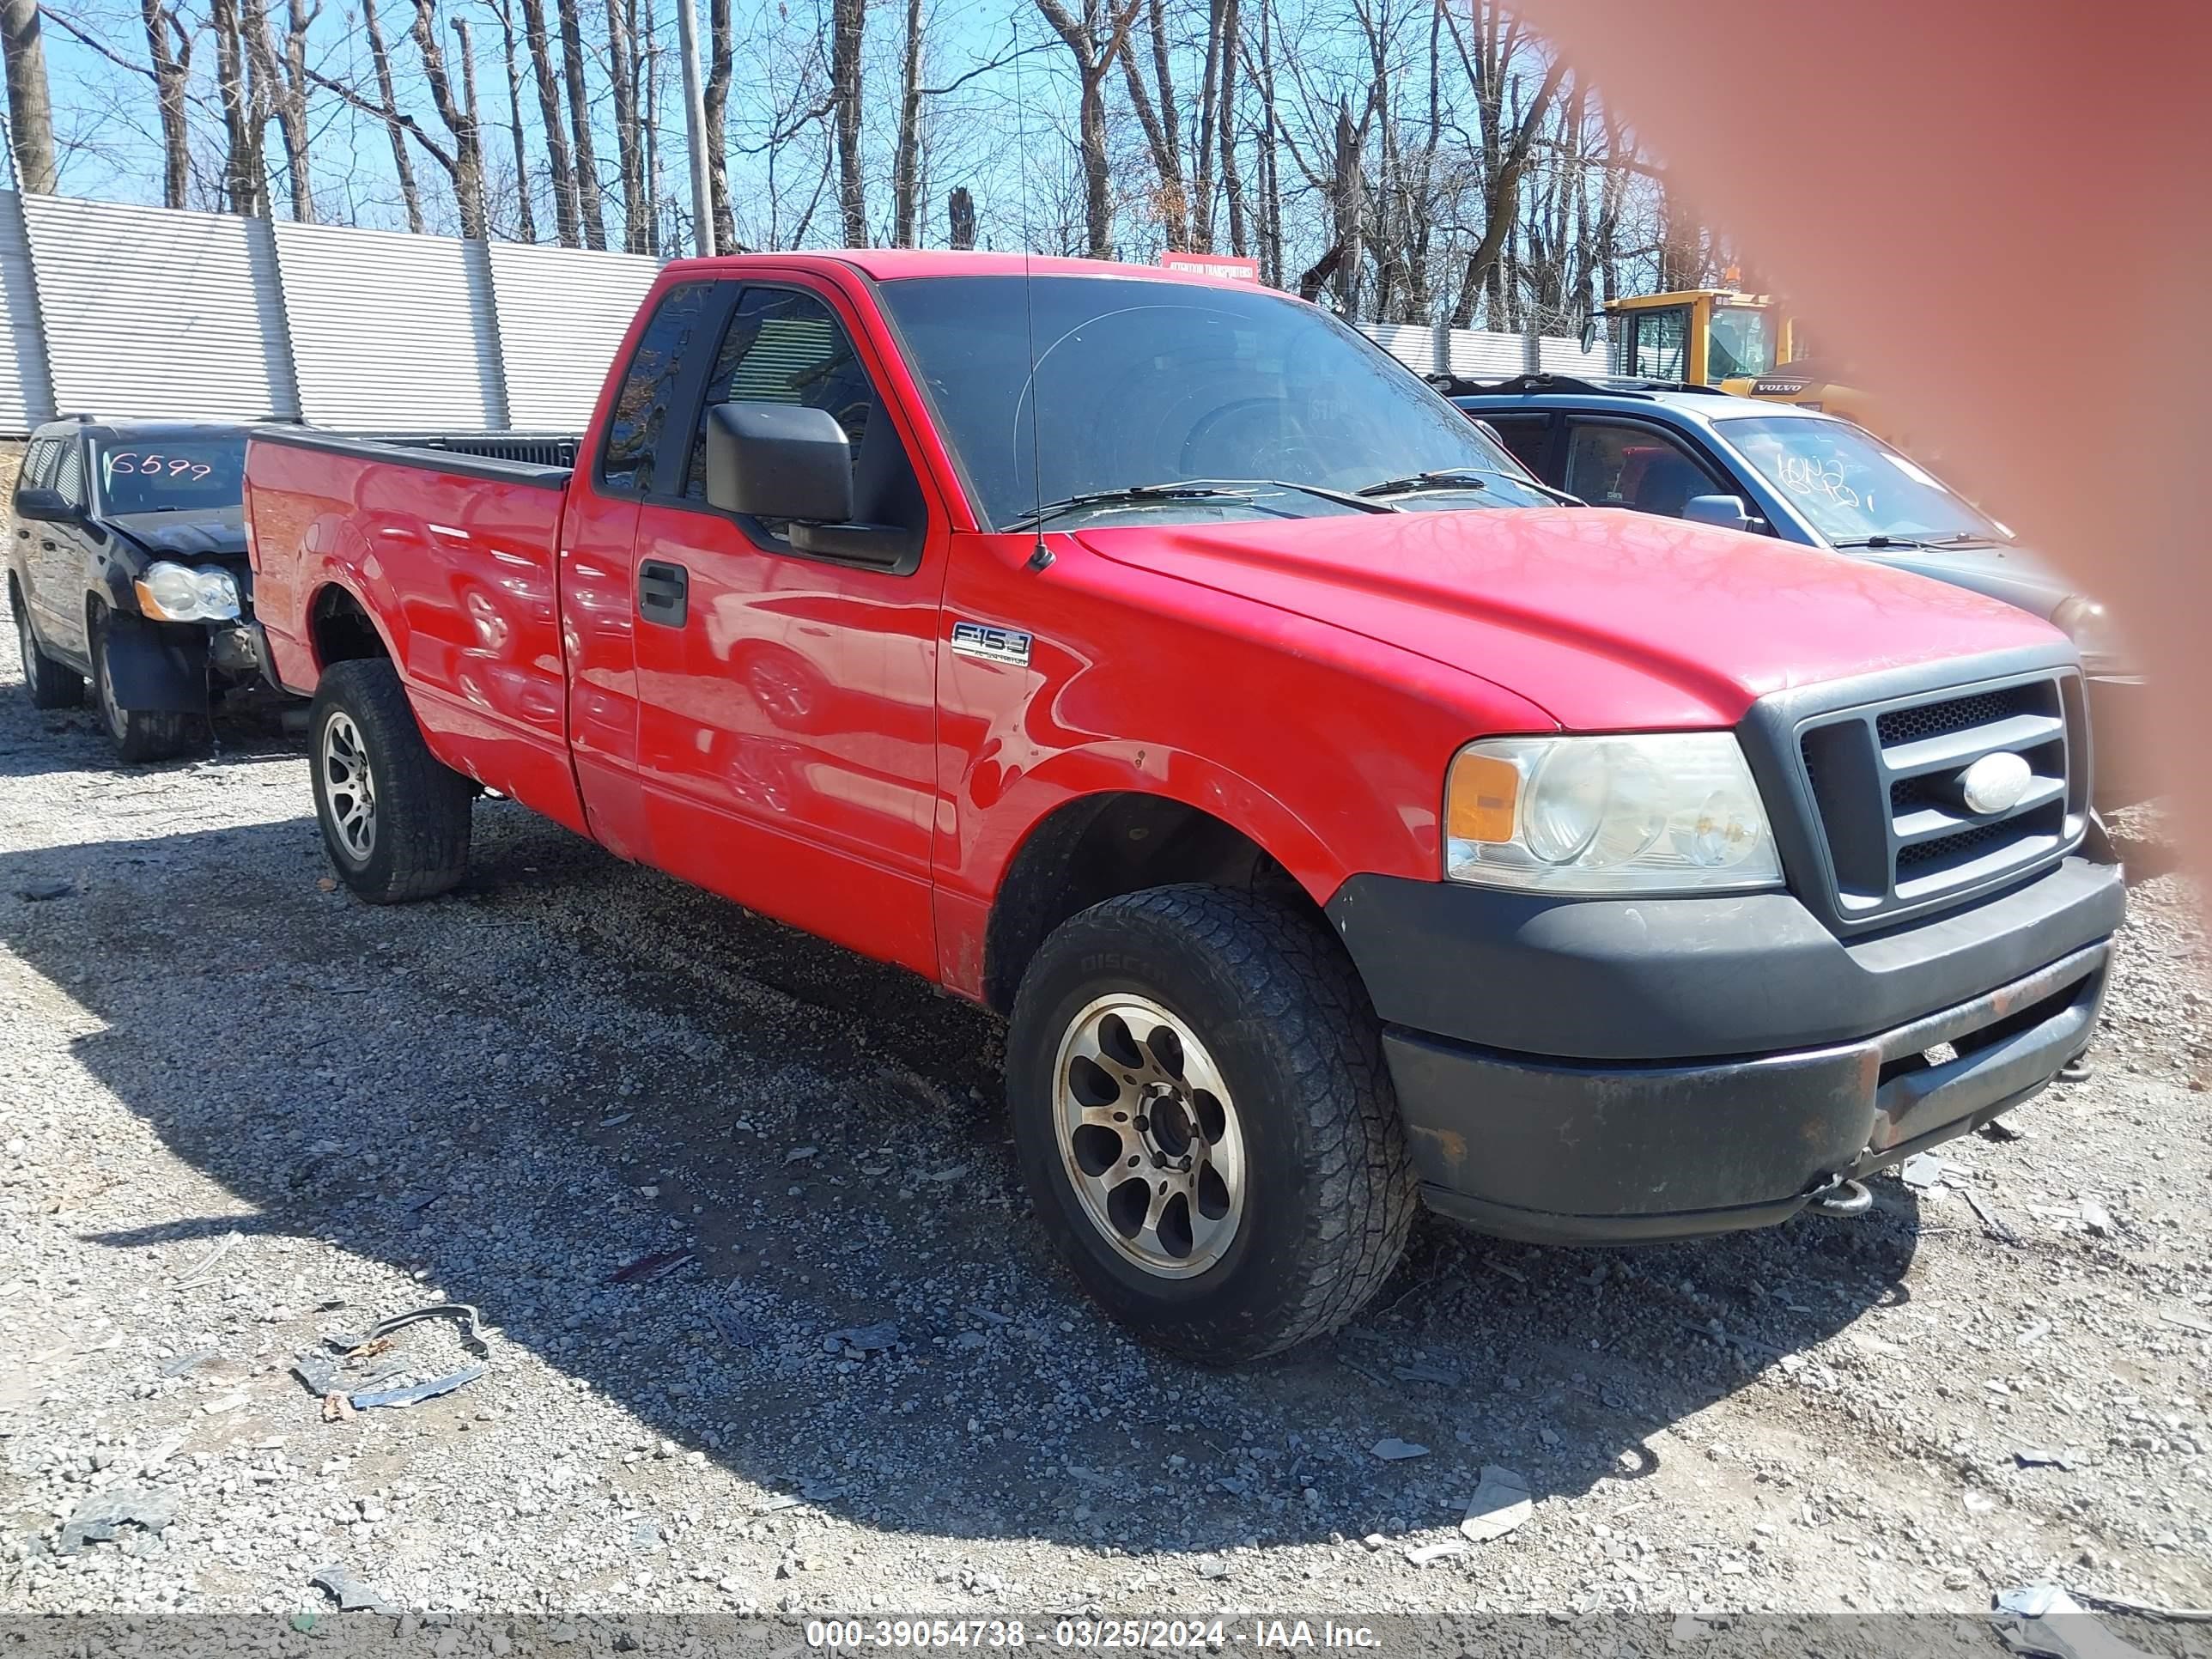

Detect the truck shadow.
xmin=2 ymin=803 xmax=1927 ymax=1558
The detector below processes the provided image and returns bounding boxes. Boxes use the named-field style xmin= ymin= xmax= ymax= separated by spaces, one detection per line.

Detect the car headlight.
xmin=135 ymin=561 xmax=240 ymax=623
xmin=2051 ymin=594 xmax=2124 ymax=674
xmin=1445 ymin=732 xmax=1784 ymax=893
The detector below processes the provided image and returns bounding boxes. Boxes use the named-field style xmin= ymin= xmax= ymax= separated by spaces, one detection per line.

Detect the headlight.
xmin=135 ymin=561 xmax=240 ymax=623
xmin=2051 ymin=594 xmax=2124 ymax=673
xmin=1445 ymin=732 xmax=1784 ymax=893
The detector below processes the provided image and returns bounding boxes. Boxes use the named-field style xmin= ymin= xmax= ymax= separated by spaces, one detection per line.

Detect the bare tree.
xmin=702 ymin=0 xmax=734 ymax=250
xmin=411 ymin=0 xmax=487 ymax=236
xmin=1033 ymin=0 xmax=1145 ymax=259
xmin=603 ymin=0 xmax=646 ymax=249
xmin=208 ymin=0 xmax=267 ymax=213
xmin=517 ymin=0 xmax=577 ymax=242
xmin=244 ymin=0 xmax=317 ymax=219
xmin=889 ymin=0 xmax=923 ymax=245
xmin=830 ymin=0 xmax=865 ymax=244
xmin=0 ymin=0 xmax=56 ymax=191
xmin=1120 ymin=0 xmax=1185 ymax=247
xmin=1441 ymin=1 xmax=1565 ymax=326
xmin=142 ymin=0 xmax=191 ymax=205
xmin=946 ymin=183 xmax=974 ymax=247
xmin=556 ymin=0 xmax=606 ymax=246
xmin=488 ymin=0 xmax=538 ymax=240
xmin=359 ymin=0 xmax=424 ymax=229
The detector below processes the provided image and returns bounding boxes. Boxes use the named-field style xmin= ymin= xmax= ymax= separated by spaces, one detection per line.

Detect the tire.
xmin=1007 ymin=884 xmax=1417 ymax=1363
xmin=308 ymin=657 xmax=473 ymax=902
xmin=11 ymin=582 xmax=84 ymax=709
xmin=91 ymin=608 xmax=193 ymax=763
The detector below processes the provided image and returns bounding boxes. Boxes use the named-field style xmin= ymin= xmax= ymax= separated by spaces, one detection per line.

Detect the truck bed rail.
xmin=246 ymin=424 xmax=576 ymax=490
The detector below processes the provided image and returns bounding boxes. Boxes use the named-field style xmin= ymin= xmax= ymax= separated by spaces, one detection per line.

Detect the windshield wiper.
xmin=1004 ymin=478 xmax=1392 ymax=532
xmin=1832 ymin=533 xmax=1934 ymax=550
xmin=1356 ymin=467 xmax=1583 ymax=506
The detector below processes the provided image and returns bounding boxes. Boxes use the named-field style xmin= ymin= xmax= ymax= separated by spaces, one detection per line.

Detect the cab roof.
xmin=660 ymin=247 xmax=1269 ymax=292
xmin=30 ymin=416 xmax=254 ymax=442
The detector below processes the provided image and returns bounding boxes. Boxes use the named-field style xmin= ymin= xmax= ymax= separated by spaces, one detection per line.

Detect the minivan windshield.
xmin=96 ymin=437 xmax=246 ymax=514
xmin=1718 ymin=415 xmax=2004 ymax=546
xmin=878 ymin=275 xmax=1559 ymax=530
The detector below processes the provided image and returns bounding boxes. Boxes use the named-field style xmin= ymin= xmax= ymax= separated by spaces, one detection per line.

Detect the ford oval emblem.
xmin=1959 ymin=750 xmax=2033 ymax=816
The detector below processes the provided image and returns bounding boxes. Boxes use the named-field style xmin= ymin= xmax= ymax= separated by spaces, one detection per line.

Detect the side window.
xmin=54 ymin=444 xmax=87 ymax=507
xmin=599 ymin=282 xmax=716 ymax=495
xmin=1563 ymin=422 xmax=1727 ymax=518
xmin=20 ymin=439 xmax=57 ymax=490
xmin=1478 ymin=415 xmax=1553 ymax=477
xmin=1628 ymin=309 xmax=1690 ymax=380
xmin=684 ymin=287 xmax=879 ymax=501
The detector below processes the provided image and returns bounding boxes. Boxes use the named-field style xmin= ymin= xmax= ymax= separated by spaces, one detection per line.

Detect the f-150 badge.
xmin=951 ymin=621 xmax=1032 ymax=666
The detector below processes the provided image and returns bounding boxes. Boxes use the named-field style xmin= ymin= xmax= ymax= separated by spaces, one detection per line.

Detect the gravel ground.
xmin=1 ymin=544 xmax=2208 ymax=1643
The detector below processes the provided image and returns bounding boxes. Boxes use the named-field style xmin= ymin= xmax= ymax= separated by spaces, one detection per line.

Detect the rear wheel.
xmin=309 ymin=658 xmax=473 ymax=902
xmin=1007 ymin=884 xmax=1416 ymax=1363
xmin=92 ymin=609 xmax=193 ymax=763
xmin=11 ymin=583 xmax=84 ymax=709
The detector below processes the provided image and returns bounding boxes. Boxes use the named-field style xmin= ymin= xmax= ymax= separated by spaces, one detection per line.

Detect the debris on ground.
xmin=1459 ymin=1465 xmax=1533 ymax=1542
xmin=2015 ymin=1447 xmax=2074 ymax=1469
xmin=1406 ymin=1540 xmax=1470 ymax=1567
xmin=325 ymin=1302 xmax=488 ymax=1356
xmin=822 ymin=1322 xmax=900 ymax=1354
xmin=1966 ymin=1188 xmax=2025 ymax=1245
xmin=1192 ymin=1554 xmax=1229 ymax=1580
xmin=704 ymin=1303 xmax=763 ymax=1348
xmin=348 ymin=1364 xmax=488 ymax=1410
xmin=1900 ymin=1152 xmax=1949 ymax=1190
xmin=57 ymin=1486 xmax=179 ymax=1554
xmin=157 ymin=1346 xmax=220 ymax=1377
xmin=2079 ymin=1200 xmax=2116 ymax=1237
xmin=1991 ymin=1583 xmax=2154 ymax=1659
xmin=1370 ymin=1437 xmax=1429 ymax=1461
xmin=308 ymin=1564 xmax=394 ymax=1613
xmin=608 ymin=1249 xmax=697 ymax=1285
xmin=172 ymin=1231 xmax=240 ymax=1288
xmin=14 ymin=877 xmax=74 ymax=901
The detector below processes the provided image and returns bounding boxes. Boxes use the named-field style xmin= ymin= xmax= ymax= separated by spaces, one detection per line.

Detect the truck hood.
xmin=108 ymin=507 xmax=248 ymax=561
xmin=1077 ymin=508 xmax=2068 ymax=731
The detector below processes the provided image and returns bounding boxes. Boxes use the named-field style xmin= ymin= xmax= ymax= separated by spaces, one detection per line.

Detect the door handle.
xmin=637 ymin=559 xmax=689 ymax=626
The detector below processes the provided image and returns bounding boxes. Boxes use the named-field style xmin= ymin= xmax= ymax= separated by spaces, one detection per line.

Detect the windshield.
xmin=1706 ymin=306 xmax=1774 ymax=380
xmin=96 ymin=438 xmax=246 ymax=514
xmin=1719 ymin=415 xmax=2003 ymax=544
xmin=877 ymin=275 xmax=1556 ymax=529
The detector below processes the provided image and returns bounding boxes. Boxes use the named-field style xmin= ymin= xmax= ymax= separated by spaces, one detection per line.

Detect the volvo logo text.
xmin=1959 ymin=751 xmax=2033 ymax=816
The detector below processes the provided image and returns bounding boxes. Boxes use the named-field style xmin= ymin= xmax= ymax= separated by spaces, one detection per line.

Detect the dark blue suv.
xmin=1444 ymin=374 xmax=2148 ymax=804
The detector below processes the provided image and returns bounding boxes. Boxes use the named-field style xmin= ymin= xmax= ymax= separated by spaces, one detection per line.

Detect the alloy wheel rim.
xmin=320 ymin=711 xmax=376 ymax=861
xmin=1051 ymin=994 xmax=1247 ymax=1279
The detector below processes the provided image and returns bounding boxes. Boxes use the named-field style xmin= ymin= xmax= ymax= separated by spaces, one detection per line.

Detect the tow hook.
xmin=1806 ymin=1176 xmax=1873 ymax=1219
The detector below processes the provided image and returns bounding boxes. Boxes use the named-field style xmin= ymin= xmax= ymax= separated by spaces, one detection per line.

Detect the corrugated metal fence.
xmin=0 ymin=189 xmax=1609 ymax=436
xmin=0 ymin=190 xmax=660 ymax=436
xmin=1360 ymin=319 xmax=1613 ymax=380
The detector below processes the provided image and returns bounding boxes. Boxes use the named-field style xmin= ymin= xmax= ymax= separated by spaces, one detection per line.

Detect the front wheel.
xmin=1007 ymin=884 xmax=1416 ymax=1363
xmin=92 ymin=611 xmax=193 ymax=763
xmin=309 ymin=658 xmax=473 ymax=902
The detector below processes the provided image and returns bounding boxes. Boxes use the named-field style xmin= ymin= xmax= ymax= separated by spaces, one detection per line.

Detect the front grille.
xmin=1793 ymin=671 xmax=2088 ymax=924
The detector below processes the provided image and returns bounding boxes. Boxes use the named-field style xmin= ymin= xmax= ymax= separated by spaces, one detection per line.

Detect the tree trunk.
xmin=0 ymin=0 xmax=56 ymax=192
xmin=890 ymin=0 xmax=923 ymax=246
xmin=209 ymin=0 xmax=265 ymax=213
xmin=947 ymin=185 xmax=974 ymax=249
xmin=1330 ymin=100 xmax=1362 ymax=315
xmin=412 ymin=0 xmax=487 ymax=238
xmin=703 ymin=0 xmax=733 ymax=252
xmin=491 ymin=0 xmax=537 ymax=240
xmin=1214 ymin=0 xmax=1245 ymax=255
xmin=1035 ymin=0 xmax=1143 ymax=260
xmin=604 ymin=0 xmax=646 ymax=250
xmin=361 ymin=0 xmax=424 ymax=231
xmin=641 ymin=30 xmax=660 ymax=255
xmin=556 ymin=0 xmax=606 ymax=246
xmin=1251 ymin=0 xmax=1280 ymax=284
xmin=518 ymin=0 xmax=577 ymax=243
xmin=831 ymin=0 xmax=865 ymax=244
xmin=141 ymin=0 xmax=191 ymax=208
xmin=273 ymin=0 xmax=316 ymax=218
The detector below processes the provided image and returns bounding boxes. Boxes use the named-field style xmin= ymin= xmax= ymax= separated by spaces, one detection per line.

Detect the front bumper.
xmin=1328 ymin=855 xmax=2124 ymax=1245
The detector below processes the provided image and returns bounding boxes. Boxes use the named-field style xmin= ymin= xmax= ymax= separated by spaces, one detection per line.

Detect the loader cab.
xmin=1607 ymin=291 xmax=1790 ymax=391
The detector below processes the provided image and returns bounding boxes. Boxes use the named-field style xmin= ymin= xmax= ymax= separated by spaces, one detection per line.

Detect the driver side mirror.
xmin=703 ymin=402 xmax=855 ymax=525
xmin=14 ymin=486 xmax=81 ymax=524
xmin=1682 ymin=493 xmax=1762 ymax=534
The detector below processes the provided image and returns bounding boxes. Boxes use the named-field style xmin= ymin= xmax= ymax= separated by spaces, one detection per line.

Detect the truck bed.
xmin=244 ymin=424 xmax=589 ymax=836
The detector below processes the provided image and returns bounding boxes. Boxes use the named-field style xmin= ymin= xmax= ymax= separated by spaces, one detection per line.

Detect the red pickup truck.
xmin=243 ymin=252 xmax=2124 ymax=1361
